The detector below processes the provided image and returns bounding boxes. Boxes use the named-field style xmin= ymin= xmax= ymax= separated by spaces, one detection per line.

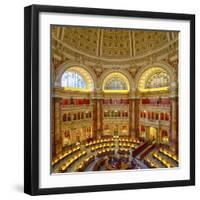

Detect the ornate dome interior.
xmin=52 ymin=26 xmax=178 ymax=72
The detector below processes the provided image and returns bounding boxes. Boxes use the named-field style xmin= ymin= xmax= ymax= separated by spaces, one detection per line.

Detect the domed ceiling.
xmin=52 ymin=26 xmax=178 ymax=71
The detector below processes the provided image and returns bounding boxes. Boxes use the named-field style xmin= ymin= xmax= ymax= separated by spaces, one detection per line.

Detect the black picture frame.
xmin=24 ymin=4 xmax=195 ymax=196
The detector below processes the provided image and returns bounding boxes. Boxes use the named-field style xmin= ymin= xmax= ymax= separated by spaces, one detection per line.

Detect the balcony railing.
xmin=139 ymin=118 xmax=170 ymax=126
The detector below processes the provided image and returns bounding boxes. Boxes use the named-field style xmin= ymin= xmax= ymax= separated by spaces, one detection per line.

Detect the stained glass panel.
xmin=104 ymin=77 xmax=127 ymax=90
xmin=146 ymin=72 xmax=170 ymax=89
xmin=61 ymin=71 xmax=86 ymax=89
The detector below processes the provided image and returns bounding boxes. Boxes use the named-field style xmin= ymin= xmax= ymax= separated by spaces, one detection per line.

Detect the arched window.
xmin=102 ymin=72 xmax=130 ymax=93
xmin=138 ymin=67 xmax=170 ymax=92
xmin=146 ymin=72 xmax=170 ymax=89
xmin=61 ymin=71 xmax=86 ymax=89
xmin=104 ymin=77 xmax=127 ymax=90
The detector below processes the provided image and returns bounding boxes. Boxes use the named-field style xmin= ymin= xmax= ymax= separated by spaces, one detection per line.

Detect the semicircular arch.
xmin=54 ymin=61 xmax=97 ymax=90
xmin=99 ymin=69 xmax=135 ymax=92
xmin=135 ymin=62 xmax=176 ymax=92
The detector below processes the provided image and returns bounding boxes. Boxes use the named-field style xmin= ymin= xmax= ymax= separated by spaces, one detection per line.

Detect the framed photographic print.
xmin=24 ymin=4 xmax=195 ymax=195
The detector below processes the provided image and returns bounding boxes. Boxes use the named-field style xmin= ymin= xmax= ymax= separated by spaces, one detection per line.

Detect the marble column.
xmin=54 ymin=97 xmax=62 ymax=156
xmin=96 ymin=98 xmax=103 ymax=138
xmin=129 ymin=90 xmax=136 ymax=137
xmin=51 ymin=97 xmax=55 ymax=157
xmin=92 ymin=99 xmax=97 ymax=138
xmin=134 ymin=98 xmax=140 ymax=138
xmin=170 ymin=81 xmax=178 ymax=154
xmin=99 ymin=99 xmax=103 ymax=134
xmin=97 ymin=99 xmax=100 ymax=136
xmin=129 ymin=98 xmax=135 ymax=137
xmin=171 ymin=96 xmax=178 ymax=153
xmin=129 ymin=99 xmax=133 ymax=136
xmin=132 ymin=99 xmax=135 ymax=136
xmin=157 ymin=127 xmax=160 ymax=144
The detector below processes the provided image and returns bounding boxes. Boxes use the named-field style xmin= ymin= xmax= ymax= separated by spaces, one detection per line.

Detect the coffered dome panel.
xmin=134 ymin=31 xmax=168 ymax=56
xmin=62 ymin=27 xmax=99 ymax=56
xmin=101 ymin=29 xmax=131 ymax=58
xmin=51 ymin=26 xmax=178 ymax=65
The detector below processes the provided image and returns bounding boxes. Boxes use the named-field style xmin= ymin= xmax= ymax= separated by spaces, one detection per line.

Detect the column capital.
xmin=92 ymin=88 xmax=103 ymax=99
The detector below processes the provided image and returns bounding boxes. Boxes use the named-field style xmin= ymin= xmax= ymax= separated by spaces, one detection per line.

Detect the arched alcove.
xmin=99 ymin=69 xmax=135 ymax=93
xmin=135 ymin=62 xmax=175 ymax=93
xmin=137 ymin=67 xmax=170 ymax=92
xmin=102 ymin=72 xmax=130 ymax=93
xmin=54 ymin=61 xmax=97 ymax=89
xmin=61 ymin=67 xmax=94 ymax=91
